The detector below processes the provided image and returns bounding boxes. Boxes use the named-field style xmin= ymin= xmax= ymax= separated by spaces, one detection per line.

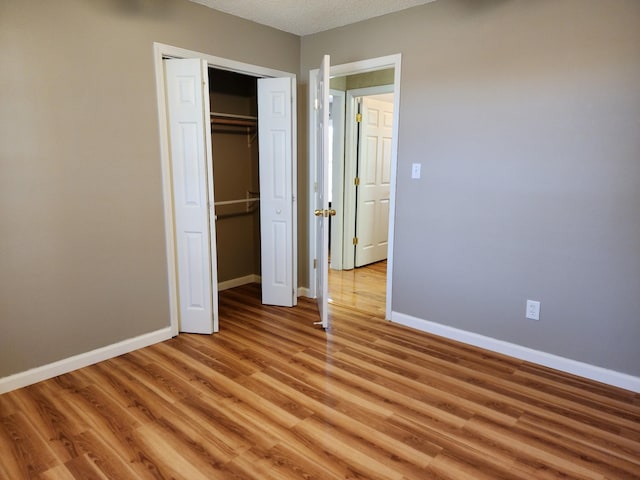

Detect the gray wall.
xmin=301 ymin=0 xmax=640 ymax=376
xmin=0 ymin=0 xmax=298 ymax=377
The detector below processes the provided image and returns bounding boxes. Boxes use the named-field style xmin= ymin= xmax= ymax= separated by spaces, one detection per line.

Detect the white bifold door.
xmin=165 ymin=58 xmax=219 ymax=334
xmin=164 ymin=58 xmax=296 ymax=334
xmin=258 ymin=77 xmax=296 ymax=307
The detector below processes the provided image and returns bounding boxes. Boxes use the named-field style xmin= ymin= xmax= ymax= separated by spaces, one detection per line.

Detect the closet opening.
xmin=208 ymin=68 xmax=261 ymax=296
xmin=156 ymin=43 xmax=297 ymax=335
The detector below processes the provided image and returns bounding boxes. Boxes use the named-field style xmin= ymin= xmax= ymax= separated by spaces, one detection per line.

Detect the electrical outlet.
xmin=526 ymin=300 xmax=540 ymax=321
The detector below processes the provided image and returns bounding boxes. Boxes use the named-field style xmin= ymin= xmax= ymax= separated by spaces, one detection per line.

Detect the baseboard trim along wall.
xmin=218 ymin=276 xmax=310 ymax=298
xmin=0 ymin=328 xmax=173 ymax=395
xmin=6 ymin=308 xmax=635 ymax=395
xmin=391 ymin=311 xmax=640 ymax=393
xmin=218 ymin=274 xmax=261 ymax=292
xmin=297 ymin=286 xmax=311 ymax=298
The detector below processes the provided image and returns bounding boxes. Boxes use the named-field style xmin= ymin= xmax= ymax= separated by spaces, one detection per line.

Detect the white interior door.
xmin=258 ymin=77 xmax=296 ymax=307
xmin=355 ymin=95 xmax=394 ymax=267
xmin=315 ymin=55 xmax=331 ymax=328
xmin=164 ymin=58 xmax=219 ymax=334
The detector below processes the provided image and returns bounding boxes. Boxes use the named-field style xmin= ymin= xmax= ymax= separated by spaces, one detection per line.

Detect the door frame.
xmin=308 ymin=54 xmax=401 ymax=321
xmin=153 ymin=42 xmax=297 ymax=336
xmin=343 ymin=85 xmax=394 ymax=270
xmin=329 ymin=89 xmax=346 ymax=271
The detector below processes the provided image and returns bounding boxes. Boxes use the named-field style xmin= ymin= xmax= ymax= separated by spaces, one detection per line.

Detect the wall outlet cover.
xmin=526 ymin=300 xmax=541 ymax=321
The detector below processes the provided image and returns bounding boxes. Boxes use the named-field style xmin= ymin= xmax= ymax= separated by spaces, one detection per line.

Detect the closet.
xmin=208 ymin=68 xmax=261 ymax=291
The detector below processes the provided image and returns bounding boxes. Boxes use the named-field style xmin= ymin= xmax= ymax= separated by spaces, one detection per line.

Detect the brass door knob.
xmin=314 ymin=209 xmax=336 ymax=217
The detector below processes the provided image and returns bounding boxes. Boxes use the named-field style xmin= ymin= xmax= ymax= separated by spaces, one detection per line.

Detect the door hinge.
xmin=313 ymin=259 xmax=317 ymax=269
xmin=314 ymin=98 xmax=319 ymax=111
xmin=354 ymin=177 xmax=360 ymax=186
xmin=356 ymin=113 xmax=362 ymax=123
xmin=353 ymin=237 xmax=359 ymax=245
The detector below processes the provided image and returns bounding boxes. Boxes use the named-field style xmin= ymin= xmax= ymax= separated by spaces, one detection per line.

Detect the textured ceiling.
xmin=189 ymin=0 xmax=437 ymax=35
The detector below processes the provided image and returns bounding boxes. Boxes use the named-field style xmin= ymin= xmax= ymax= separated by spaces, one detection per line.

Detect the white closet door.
xmin=164 ymin=58 xmax=218 ymax=334
xmin=314 ymin=55 xmax=331 ymax=329
xmin=258 ymin=77 xmax=295 ymax=307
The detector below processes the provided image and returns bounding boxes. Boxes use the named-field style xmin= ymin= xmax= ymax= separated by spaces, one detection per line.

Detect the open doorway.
xmin=327 ymin=70 xmax=396 ymax=318
xmin=207 ymin=68 xmax=261 ymax=293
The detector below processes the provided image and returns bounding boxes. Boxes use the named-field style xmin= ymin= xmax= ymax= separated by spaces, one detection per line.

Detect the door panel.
xmin=355 ymin=95 xmax=394 ymax=267
xmin=258 ymin=77 xmax=295 ymax=307
xmin=185 ymin=232 xmax=207 ymax=308
xmin=315 ymin=55 xmax=331 ymax=329
xmin=164 ymin=58 xmax=218 ymax=334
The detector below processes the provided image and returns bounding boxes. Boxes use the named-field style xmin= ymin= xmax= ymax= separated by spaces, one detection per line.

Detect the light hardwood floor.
xmin=328 ymin=260 xmax=387 ymax=317
xmin=1 ymin=283 xmax=639 ymax=479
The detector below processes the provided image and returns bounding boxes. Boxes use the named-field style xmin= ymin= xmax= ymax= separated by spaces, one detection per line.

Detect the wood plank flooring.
xmin=1 ymin=283 xmax=639 ymax=479
xmin=328 ymin=260 xmax=386 ymax=317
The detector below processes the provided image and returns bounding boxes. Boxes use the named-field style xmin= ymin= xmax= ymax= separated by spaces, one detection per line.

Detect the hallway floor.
xmin=328 ymin=260 xmax=387 ymax=317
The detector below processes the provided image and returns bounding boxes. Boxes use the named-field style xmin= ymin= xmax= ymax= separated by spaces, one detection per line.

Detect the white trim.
xmin=0 ymin=328 xmax=173 ymax=395
xmin=202 ymin=59 xmax=220 ymax=333
xmin=154 ymin=43 xmax=294 ymax=79
xmin=342 ymin=93 xmax=358 ymax=270
xmin=330 ymin=54 xmax=402 ymax=78
xmin=391 ymin=311 xmax=640 ymax=393
xmin=329 ymin=89 xmax=346 ymax=271
xmin=308 ymin=54 xmax=401 ymax=322
xmin=308 ymin=68 xmax=319 ymax=299
xmin=385 ymin=58 xmax=401 ymax=322
xmin=297 ymin=286 xmax=311 ymax=298
xmin=153 ymin=42 xmax=297 ymax=333
xmin=290 ymin=76 xmax=298 ymax=307
xmin=154 ymin=45 xmax=179 ymax=336
xmin=218 ymin=274 xmax=261 ymax=291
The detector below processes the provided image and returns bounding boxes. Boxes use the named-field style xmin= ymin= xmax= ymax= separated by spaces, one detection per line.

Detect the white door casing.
xmin=315 ymin=55 xmax=331 ymax=329
xmin=308 ymin=54 xmax=401 ymax=321
xmin=355 ymin=95 xmax=394 ymax=267
xmin=164 ymin=58 xmax=219 ymax=334
xmin=329 ymin=90 xmax=346 ymax=271
xmin=258 ymin=77 xmax=296 ymax=307
xmin=155 ymin=43 xmax=298 ymax=335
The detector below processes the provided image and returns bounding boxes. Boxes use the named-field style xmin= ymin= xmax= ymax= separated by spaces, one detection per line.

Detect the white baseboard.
xmin=218 ymin=274 xmax=261 ymax=291
xmin=391 ymin=311 xmax=640 ymax=393
xmin=218 ymin=276 xmax=309 ymax=299
xmin=0 ymin=327 xmax=173 ymax=395
xmin=297 ymin=286 xmax=311 ymax=297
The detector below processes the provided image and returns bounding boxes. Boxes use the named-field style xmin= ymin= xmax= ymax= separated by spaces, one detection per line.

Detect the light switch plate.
xmin=411 ymin=163 xmax=421 ymax=179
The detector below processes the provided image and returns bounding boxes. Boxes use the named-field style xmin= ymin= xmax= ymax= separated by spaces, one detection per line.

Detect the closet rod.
xmin=211 ymin=113 xmax=257 ymax=127
xmin=211 ymin=112 xmax=257 ymax=121
xmin=211 ymin=118 xmax=256 ymax=127
xmin=214 ymin=198 xmax=260 ymax=207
